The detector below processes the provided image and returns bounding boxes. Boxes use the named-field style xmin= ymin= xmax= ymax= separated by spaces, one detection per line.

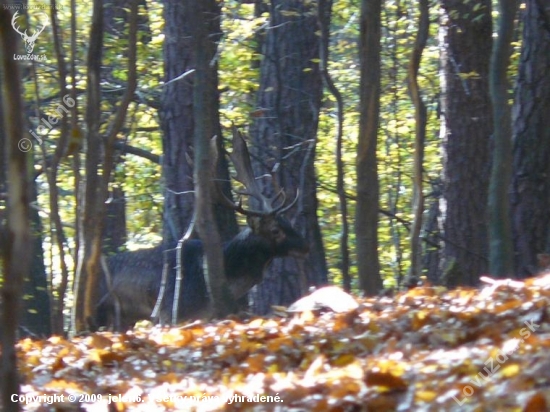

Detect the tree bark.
xmin=160 ymin=0 xmax=237 ymax=246
xmin=74 ymin=0 xmax=105 ymax=332
xmin=74 ymin=0 xmax=137 ymax=332
xmin=189 ymin=0 xmax=236 ymax=318
xmin=159 ymin=0 xmax=196 ymax=245
xmin=407 ymin=0 xmax=429 ymax=280
xmin=103 ymin=186 xmax=127 ymax=253
xmin=511 ymin=0 xmax=550 ymax=277
xmin=21 ymin=183 xmax=51 ymax=337
xmin=249 ymin=0 xmax=329 ymax=313
xmin=318 ymin=0 xmax=350 ymax=291
xmin=1 ymin=6 xmax=30 ymax=409
xmin=488 ymin=0 xmax=519 ymax=278
xmin=49 ymin=0 xmax=74 ymax=334
xmin=356 ymin=0 xmax=383 ymax=295
xmin=0 ymin=58 xmax=50 ymax=340
xmin=439 ymin=0 xmax=492 ymax=285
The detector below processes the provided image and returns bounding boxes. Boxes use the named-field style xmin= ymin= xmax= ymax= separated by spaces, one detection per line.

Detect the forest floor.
xmin=13 ymin=273 xmax=550 ymax=411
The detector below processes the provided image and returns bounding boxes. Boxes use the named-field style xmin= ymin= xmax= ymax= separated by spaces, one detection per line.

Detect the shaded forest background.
xmin=0 ymin=0 xmax=549 ymax=339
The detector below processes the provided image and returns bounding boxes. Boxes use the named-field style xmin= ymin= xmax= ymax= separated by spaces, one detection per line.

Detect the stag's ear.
xmin=246 ymin=215 xmax=262 ymax=232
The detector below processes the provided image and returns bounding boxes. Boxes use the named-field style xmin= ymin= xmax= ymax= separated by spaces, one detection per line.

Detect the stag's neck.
xmin=223 ymin=228 xmax=275 ymax=298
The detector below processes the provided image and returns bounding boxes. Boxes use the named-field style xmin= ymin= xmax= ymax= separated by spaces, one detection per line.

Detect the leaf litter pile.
xmin=16 ymin=274 xmax=550 ymax=411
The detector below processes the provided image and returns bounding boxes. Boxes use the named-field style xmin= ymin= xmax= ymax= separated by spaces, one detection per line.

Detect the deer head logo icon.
xmin=11 ymin=11 xmax=49 ymax=54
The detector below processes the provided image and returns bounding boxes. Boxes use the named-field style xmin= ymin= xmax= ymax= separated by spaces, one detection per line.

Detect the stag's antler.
xmin=213 ymin=127 xmax=299 ymax=217
xmin=228 ymin=127 xmax=272 ymax=212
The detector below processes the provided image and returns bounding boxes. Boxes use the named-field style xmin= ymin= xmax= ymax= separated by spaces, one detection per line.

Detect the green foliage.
xmin=29 ymin=0 xmax=165 ymax=282
xmin=31 ymin=0 xmax=440 ymax=290
xmin=27 ymin=0 xmax=523 ymax=295
xmin=219 ymin=0 xmax=263 ymax=127
xmin=312 ymin=0 xmax=442 ymax=288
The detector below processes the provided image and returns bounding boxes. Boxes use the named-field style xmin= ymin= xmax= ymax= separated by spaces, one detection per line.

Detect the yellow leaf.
xmin=416 ymin=390 xmax=438 ymax=402
xmin=500 ymin=363 xmax=520 ymax=378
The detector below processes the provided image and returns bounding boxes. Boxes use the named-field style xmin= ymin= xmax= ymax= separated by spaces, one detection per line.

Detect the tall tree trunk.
xmin=249 ymin=0 xmax=329 ymax=313
xmin=189 ymin=0 xmax=236 ymax=318
xmin=440 ymin=0 xmax=492 ymax=285
xmin=1 ymin=7 xmax=29 ymax=408
xmin=318 ymin=0 xmax=350 ymax=291
xmin=49 ymin=0 xmax=75 ymax=334
xmin=511 ymin=0 xmax=550 ymax=277
xmin=159 ymin=0 xmax=196 ymax=245
xmin=488 ymin=0 xmax=519 ymax=278
xmin=74 ymin=0 xmax=137 ymax=332
xmin=407 ymin=0 xmax=429 ymax=280
xmin=0 ymin=61 xmax=50 ymax=339
xmin=100 ymin=0 xmax=143 ymax=257
xmin=21 ymin=183 xmax=51 ymax=337
xmin=160 ymin=0 xmax=237 ymax=246
xmin=356 ymin=0 xmax=383 ymax=296
xmin=74 ymin=0 xmax=105 ymax=332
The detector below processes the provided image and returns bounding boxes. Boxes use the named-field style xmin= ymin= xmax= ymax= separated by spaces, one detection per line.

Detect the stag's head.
xmin=12 ymin=11 xmax=49 ymax=54
xmin=215 ymin=127 xmax=309 ymax=258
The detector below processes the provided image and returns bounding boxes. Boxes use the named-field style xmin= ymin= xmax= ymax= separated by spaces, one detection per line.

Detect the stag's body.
xmin=96 ymin=215 xmax=308 ymax=330
xmin=96 ymin=128 xmax=308 ymax=330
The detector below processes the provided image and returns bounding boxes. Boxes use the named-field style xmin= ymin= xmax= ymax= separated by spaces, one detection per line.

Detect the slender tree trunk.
xmin=74 ymin=0 xmax=137 ymax=332
xmin=407 ymin=0 xmax=429 ymax=280
xmin=318 ymin=0 xmax=350 ymax=291
xmin=510 ymin=0 xmax=550 ymax=277
xmin=356 ymin=0 xmax=383 ymax=295
xmin=74 ymin=0 xmax=105 ymax=332
xmin=100 ymin=0 xmax=140 ymax=257
xmin=49 ymin=0 xmax=73 ymax=334
xmin=189 ymin=0 xmax=236 ymax=317
xmin=423 ymin=193 xmax=443 ymax=283
xmin=488 ymin=0 xmax=519 ymax=278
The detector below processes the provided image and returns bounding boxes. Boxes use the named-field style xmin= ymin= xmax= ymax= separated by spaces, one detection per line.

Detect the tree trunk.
xmin=100 ymin=0 xmax=141 ymax=258
xmin=159 ymin=0 xmax=195 ymax=245
xmin=356 ymin=0 xmax=383 ymax=296
xmin=160 ymin=0 xmax=237 ymax=246
xmin=46 ymin=0 xmax=73 ymax=335
xmin=0 ymin=62 xmax=50 ymax=339
xmin=423 ymin=192 xmax=443 ymax=283
xmin=249 ymin=0 xmax=329 ymax=313
xmin=103 ymin=186 xmax=127 ymax=253
xmin=189 ymin=0 xmax=236 ymax=318
xmin=1 ymin=7 xmax=29 ymax=408
xmin=407 ymin=0 xmax=429 ymax=280
xmin=74 ymin=0 xmax=105 ymax=332
xmin=318 ymin=0 xmax=350 ymax=291
xmin=21 ymin=183 xmax=51 ymax=337
xmin=439 ymin=0 xmax=492 ymax=285
xmin=488 ymin=0 xmax=519 ymax=278
xmin=74 ymin=0 xmax=137 ymax=332
xmin=511 ymin=0 xmax=550 ymax=277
